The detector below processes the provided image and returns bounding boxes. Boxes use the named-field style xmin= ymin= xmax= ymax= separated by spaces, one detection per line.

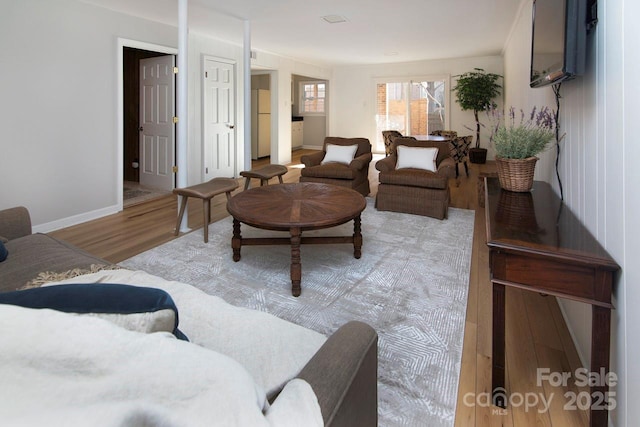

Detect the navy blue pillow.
xmin=0 ymin=283 xmax=188 ymax=340
xmin=0 ymin=241 xmax=7 ymax=262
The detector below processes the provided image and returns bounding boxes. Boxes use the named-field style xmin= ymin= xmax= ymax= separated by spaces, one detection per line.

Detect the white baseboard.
xmin=556 ymin=297 xmax=588 ymax=368
xmin=557 ymin=299 xmax=617 ymax=427
xmin=33 ymin=204 xmax=121 ymax=234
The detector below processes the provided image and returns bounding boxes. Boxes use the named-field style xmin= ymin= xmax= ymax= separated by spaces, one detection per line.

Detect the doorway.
xmin=291 ymin=74 xmax=328 ymax=151
xmin=122 ymin=47 xmax=175 ymax=207
xmin=250 ymin=73 xmax=271 ymax=161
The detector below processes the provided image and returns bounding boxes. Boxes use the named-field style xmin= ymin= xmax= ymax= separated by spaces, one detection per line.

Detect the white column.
xmin=243 ymin=20 xmax=252 ymax=171
xmin=177 ymin=0 xmax=189 ymax=232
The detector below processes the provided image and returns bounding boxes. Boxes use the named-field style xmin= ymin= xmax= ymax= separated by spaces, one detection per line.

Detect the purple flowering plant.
xmin=487 ymin=106 xmax=558 ymax=159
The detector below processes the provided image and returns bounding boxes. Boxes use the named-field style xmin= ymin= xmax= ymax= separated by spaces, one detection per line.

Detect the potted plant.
xmin=488 ymin=106 xmax=556 ymax=192
xmin=452 ymin=68 xmax=502 ymax=163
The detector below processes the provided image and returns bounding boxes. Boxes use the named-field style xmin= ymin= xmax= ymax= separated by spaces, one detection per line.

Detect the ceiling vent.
xmin=321 ymin=15 xmax=348 ymax=24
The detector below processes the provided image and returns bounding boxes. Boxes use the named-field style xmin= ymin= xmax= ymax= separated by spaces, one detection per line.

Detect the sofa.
xmin=0 ymin=206 xmax=378 ymax=427
xmin=375 ymin=137 xmax=456 ymax=219
xmin=299 ymin=137 xmax=373 ymax=196
xmin=0 ymin=206 xmax=110 ymax=293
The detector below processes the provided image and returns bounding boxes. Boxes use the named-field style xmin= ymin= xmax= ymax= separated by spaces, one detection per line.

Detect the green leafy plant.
xmin=488 ymin=106 xmax=556 ymax=159
xmin=452 ymin=68 xmax=502 ymax=149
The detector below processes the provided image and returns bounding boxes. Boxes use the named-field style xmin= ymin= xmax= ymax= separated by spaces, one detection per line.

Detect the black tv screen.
xmin=530 ymin=0 xmax=588 ymax=88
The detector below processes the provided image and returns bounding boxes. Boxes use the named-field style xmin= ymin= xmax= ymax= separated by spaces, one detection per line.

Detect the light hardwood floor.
xmin=50 ymin=150 xmax=588 ymax=427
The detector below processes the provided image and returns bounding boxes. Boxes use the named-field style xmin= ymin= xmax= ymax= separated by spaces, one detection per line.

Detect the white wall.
xmin=0 ymin=0 xmax=175 ymax=228
xmin=0 ymin=0 xmax=245 ymax=230
xmin=502 ymin=2 xmax=557 ymax=183
xmin=0 ymin=0 xmax=330 ymax=231
xmin=502 ymin=0 xmax=639 ymax=424
xmin=331 ymin=56 xmax=504 ymax=152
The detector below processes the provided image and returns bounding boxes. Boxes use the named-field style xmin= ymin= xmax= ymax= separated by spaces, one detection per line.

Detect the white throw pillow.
xmin=321 ymin=144 xmax=358 ymax=165
xmin=0 ymin=283 xmax=182 ymax=338
xmin=395 ymin=145 xmax=439 ymax=172
xmin=84 ymin=310 xmax=176 ymax=334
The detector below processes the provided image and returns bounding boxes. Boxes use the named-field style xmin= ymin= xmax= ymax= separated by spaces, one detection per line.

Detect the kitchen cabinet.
xmin=292 ymin=120 xmax=304 ymax=149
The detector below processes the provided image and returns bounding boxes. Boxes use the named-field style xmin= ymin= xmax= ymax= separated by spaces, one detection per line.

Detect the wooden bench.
xmin=173 ymin=178 xmax=239 ymax=243
xmin=239 ymin=164 xmax=288 ymax=190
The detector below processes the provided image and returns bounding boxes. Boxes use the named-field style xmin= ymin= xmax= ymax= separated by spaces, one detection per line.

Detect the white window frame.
xmin=299 ymin=80 xmax=327 ymax=116
xmin=373 ymin=75 xmax=451 ymax=151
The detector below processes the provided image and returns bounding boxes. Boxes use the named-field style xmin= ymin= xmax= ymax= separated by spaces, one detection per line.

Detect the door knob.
xmin=138 ymin=126 xmax=144 ymax=132
xmin=226 ymin=123 xmax=235 ymax=129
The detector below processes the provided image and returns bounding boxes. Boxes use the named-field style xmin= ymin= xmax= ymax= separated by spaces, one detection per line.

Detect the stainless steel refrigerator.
xmin=251 ymin=89 xmax=271 ymax=159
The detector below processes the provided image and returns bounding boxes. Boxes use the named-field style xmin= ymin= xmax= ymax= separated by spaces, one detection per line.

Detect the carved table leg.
xmin=492 ymin=282 xmax=506 ymax=408
xmin=290 ymin=226 xmax=302 ymax=297
xmin=232 ymin=218 xmax=242 ymax=262
xmin=353 ymin=215 xmax=362 ymax=259
xmin=590 ymin=305 xmax=612 ymax=427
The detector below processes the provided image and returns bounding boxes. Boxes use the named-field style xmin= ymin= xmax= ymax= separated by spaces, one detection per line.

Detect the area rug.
xmin=121 ymin=199 xmax=475 ymax=426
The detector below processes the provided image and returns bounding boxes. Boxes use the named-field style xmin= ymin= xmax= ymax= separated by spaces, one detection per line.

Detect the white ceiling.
xmin=83 ymin=0 xmax=525 ymax=67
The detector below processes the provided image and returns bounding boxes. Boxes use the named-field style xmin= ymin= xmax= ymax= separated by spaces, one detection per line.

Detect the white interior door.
xmin=204 ymin=58 xmax=236 ymax=179
xmin=139 ymin=55 xmax=175 ymax=190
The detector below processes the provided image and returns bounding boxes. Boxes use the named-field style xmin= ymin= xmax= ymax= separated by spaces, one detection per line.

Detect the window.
xmin=374 ymin=77 xmax=449 ymax=153
xmin=386 ymin=83 xmax=403 ymax=101
xmin=300 ymin=81 xmax=326 ymax=114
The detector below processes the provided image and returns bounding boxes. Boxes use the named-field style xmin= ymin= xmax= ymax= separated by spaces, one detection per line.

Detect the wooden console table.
xmin=485 ymin=178 xmax=619 ymax=427
xmin=476 ymin=161 xmax=497 ymax=208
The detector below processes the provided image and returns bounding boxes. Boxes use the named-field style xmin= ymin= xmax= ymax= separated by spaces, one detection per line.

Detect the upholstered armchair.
xmin=375 ymin=137 xmax=455 ymax=219
xmin=430 ymin=131 xmax=471 ymax=177
xmin=450 ymin=135 xmax=473 ymax=178
xmin=430 ymin=130 xmax=458 ymax=139
xmin=300 ymin=137 xmax=373 ymax=196
xmin=381 ymin=130 xmax=403 ymax=156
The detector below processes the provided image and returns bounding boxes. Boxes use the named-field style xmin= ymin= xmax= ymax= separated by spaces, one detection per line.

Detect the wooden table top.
xmin=410 ymin=135 xmax=452 ymax=142
xmin=485 ymin=177 xmax=619 ymax=270
xmin=227 ymin=183 xmax=367 ymax=231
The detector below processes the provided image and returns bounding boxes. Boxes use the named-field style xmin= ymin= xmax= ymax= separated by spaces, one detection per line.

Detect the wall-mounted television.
xmin=530 ymin=0 xmax=589 ymax=88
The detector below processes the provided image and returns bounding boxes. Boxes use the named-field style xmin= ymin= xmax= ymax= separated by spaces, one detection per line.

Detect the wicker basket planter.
xmin=495 ymin=156 xmax=538 ymax=192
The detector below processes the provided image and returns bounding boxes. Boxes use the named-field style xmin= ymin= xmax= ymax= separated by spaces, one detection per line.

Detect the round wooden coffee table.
xmin=226 ymin=182 xmax=367 ymax=296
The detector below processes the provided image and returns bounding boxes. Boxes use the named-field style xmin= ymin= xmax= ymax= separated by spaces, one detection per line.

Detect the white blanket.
xmin=0 ymin=270 xmax=325 ymax=427
xmin=43 ymin=269 xmax=327 ymax=398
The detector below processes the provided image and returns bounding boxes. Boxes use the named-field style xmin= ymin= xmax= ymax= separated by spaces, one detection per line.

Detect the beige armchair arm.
xmin=375 ymin=156 xmax=397 ymax=173
xmin=436 ymin=157 xmax=456 ymax=179
xmin=349 ymin=152 xmax=373 ymax=171
xmin=301 ymin=151 xmax=325 ymax=167
xmin=297 ymin=321 xmax=378 ymax=427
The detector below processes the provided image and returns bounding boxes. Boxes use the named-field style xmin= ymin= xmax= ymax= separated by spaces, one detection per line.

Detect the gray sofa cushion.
xmin=0 ymin=233 xmax=107 ymax=293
